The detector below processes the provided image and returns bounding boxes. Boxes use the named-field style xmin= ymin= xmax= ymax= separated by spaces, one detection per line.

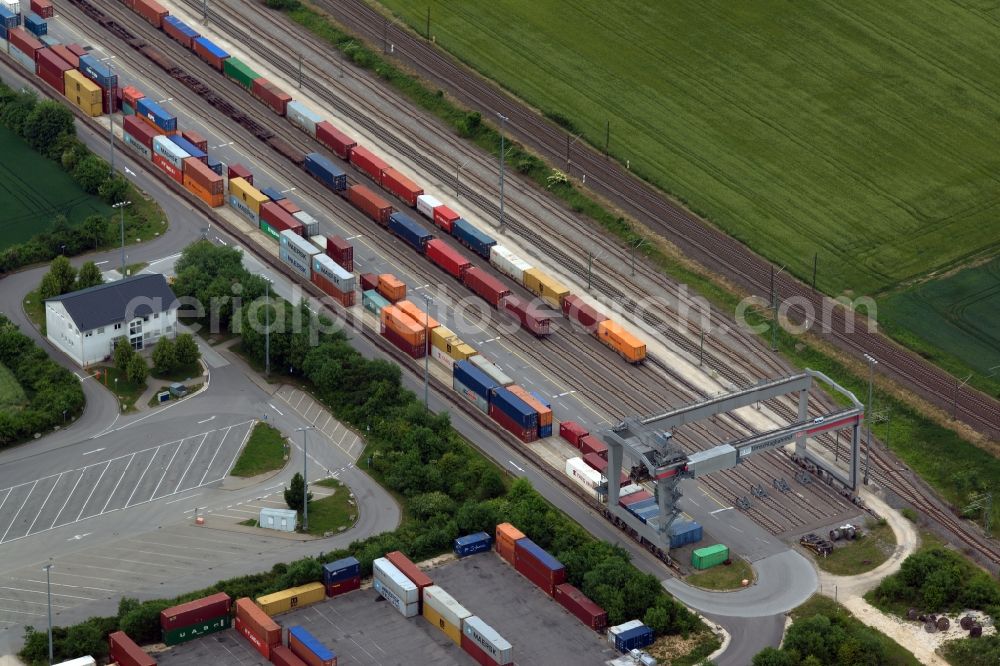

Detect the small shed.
xmin=259 ymin=507 xmax=297 ymax=532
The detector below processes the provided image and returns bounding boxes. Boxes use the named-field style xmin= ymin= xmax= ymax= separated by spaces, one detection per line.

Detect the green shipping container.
xmin=223 ymin=57 xmax=260 ymax=91
xmin=122 ymin=102 xmax=134 ymax=116
xmin=362 ymin=289 xmax=390 ymax=315
xmin=260 ymin=220 xmax=279 ymax=240
xmin=691 ymin=544 xmax=729 ymax=570
xmin=162 ymin=614 xmax=231 ymax=645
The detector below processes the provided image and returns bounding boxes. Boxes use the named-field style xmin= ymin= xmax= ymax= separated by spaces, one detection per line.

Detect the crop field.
xmin=881 ymin=257 xmax=1000 ymax=378
xmin=0 ymin=362 xmax=27 ymax=413
xmin=0 ymin=126 xmax=111 ymax=250
xmin=379 ymin=0 xmax=1000 ymax=297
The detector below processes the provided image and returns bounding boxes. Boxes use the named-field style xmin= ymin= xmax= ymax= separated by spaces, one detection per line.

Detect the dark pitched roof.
xmin=45 ymin=273 xmax=178 ymax=332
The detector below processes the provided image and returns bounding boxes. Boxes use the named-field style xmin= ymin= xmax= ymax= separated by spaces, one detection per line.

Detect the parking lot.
xmin=0 ymin=420 xmax=254 ymax=546
xmin=158 ymin=551 xmax=617 ymax=666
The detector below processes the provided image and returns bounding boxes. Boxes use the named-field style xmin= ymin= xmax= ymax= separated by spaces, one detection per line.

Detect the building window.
xmin=85 ymin=331 xmax=92 ymax=338
xmin=165 ymin=325 xmax=173 ymax=334
xmin=97 ymin=327 xmax=104 ymax=334
xmin=131 ymin=337 xmax=143 ymax=351
xmin=114 ymin=323 xmax=122 ymax=331
xmin=153 ymin=313 xmax=159 ymax=320
xmin=129 ymin=319 xmax=143 ymax=336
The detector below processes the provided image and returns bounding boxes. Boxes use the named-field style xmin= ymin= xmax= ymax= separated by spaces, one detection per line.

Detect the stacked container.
xmin=580 ymin=434 xmax=609 ymax=459
xmin=235 ymin=597 xmax=281 ymax=657
xmin=326 ymin=235 xmax=353 ymax=272
xmin=270 ymin=646 xmax=308 ymax=666
xmin=8 ymin=29 xmax=43 ymax=72
xmin=228 ymin=177 xmax=268 ymax=225
xmin=120 ymin=85 xmax=144 ymax=115
xmin=513 ymin=538 xmax=566 ymax=595
xmin=288 ymin=626 xmax=337 ymax=666
xmin=182 ymin=129 xmax=208 ymax=152
xmin=183 ymin=158 xmax=224 ymax=207
xmin=585 ymin=453 xmax=629 ymax=486
xmin=256 ymin=582 xmax=326 ymax=616
xmin=372 ymin=557 xmax=419 ymax=618
xmin=430 ymin=327 xmax=476 ymax=370
xmin=461 ymin=267 xmax=510 ymax=307
xmin=77 ymin=54 xmax=117 ymax=114
xmin=565 ymin=457 xmax=603 ymax=498
xmin=347 ymin=185 xmax=391 ymax=225
xmin=395 ymin=300 xmax=439 ymax=336
xmin=362 ymin=289 xmax=390 ymax=316
xmin=453 ymin=360 xmax=498 ymax=415
xmin=494 ymin=522 xmax=524 ymax=566
xmin=381 ymin=168 xmax=423 ymax=207
xmin=50 ymin=44 xmax=80 ymax=68
xmin=380 ymin=305 xmax=426 ymax=358
xmin=422 ymin=585 xmax=471 ymax=645
xmin=280 ymin=229 xmax=320 ymax=281
xmin=107 ymin=632 xmax=155 ymax=666
xmin=123 ymin=115 xmax=157 ymax=158
xmin=35 ymin=48 xmax=73 ymax=94
xmin=376 ymin=273 xmax=406 ymax=302
xmin=152 ymin=135 xmax=188 ymax=184
xmin=0 ymin=8 xmax=16 ymax=42
xmin=136 ymin=97 xmax=176 ymax=133
xmin=64 ymin=69 xmax=102 ymax=116
xmin=316 ymin=121 xmax=355 ymax=159
xmin=508 ymin=385 xmax=552 ymax=438
xmin=24 ymin=13 xmax=46 ymax=38
xmin=160 ymin=592 xmax=232 ymax=645
xmin=559 ymin=420 xmax=589 ymax=447
xmin=461 ymin=616 xmax=513 ymax=666
xmin=170 ymin=135 xmax=206 ymax=163
xmin=287 ymin=100 xmax=323 ymax=137
xmin=227 ymin=163 xmax=253 ymax=185
xmin=322 ymin=556 xmax=361 ymax=597
xmin=312 ymin=254 xmax=355 ymax=308
xmin=385 ymin=551 xmax=433 ymax=606
xmin=554 ymin=583 xmax=607 ymax=630
xmin=490 ymin=386 xmax=539 ymax=443
xmin=452 ymin=218 xmax=496 ymax=259
xmin=454 ymin=532 xmax=492 ymax=558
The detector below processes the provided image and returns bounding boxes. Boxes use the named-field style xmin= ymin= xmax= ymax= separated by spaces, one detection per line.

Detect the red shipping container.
xmin=425 ymin=239 xmax=470 ymax=279
xmin=385 ymin=551 xmax=433 ymax=597
xmin=124 ymin=115 xmax=158 ymax=150
xmin=349 ymin=145 xmax=388 ymax=183
xmin=50 ymin=45 xmax=79 ymax=68
xmin=228 ymin=163 xmax=253 ymax=185
xmin=96 ymin=82 xmax=118 ymax=115
xmin=194 ymin=38 xmax=227 ymax=71
xmin=327 ymin=235 xmax=353 ymax=272
xmin=9 ymin=29 xmax=43 ymax=60
xmin=126 ymin=0 xmax=167 ymax=28
xmin=619 ymin=490 xmax=652 ymax=507
xmin=108 ymin=631 xmax=155 ymax=666
xmin=160 ymin=592 xmax=231 ymax=630
xmin=554 ymin=583 xmax=607 ymax=630
xmin=561 ymin=294 xmax=607 ymax=334
xmin=37 ymin=66 xmax=64 ymax=94
xmin=461 ymin=631 xmax=512 ymax=666
xmin=514 ymin=542 xmax=565 ymax=596
xmin=312 ymin=272 xmax=355 ymax=309
xmin=153 ymin=153 xmax=183 ymax=184
xmin=163 ymin=17 xmax=198 ymax=49
xmin=559 ymin=421 xmax=588 ymax=447
xmin=461 ymin=267 xmax=511 ymax=308
xmin=261 ymin=202 xmax=305 ymax=236
xmin=67 ymin=44 xmax=87 ymax=57
xmin=235 ymin=616 xmax=271 ymax=659
xmin=583 ymin=452 xmax=629 ymax=485
xmin=433 ymin=205 xmax=460 ymax=234
xmin=278 ymin=199 xmax=302 ymax=216
xmin=235 ymin=598 xmax=281 ymax=653
xmin=346 ymin=184 xmax=392 ymax=226
xmin=289 ymin=633 xmax=336 ymax=666
xmin=271 ymin=645 xmax=308 ymax=666
xmin=580 ymin=435 xmax=608 ymax=459
xmin=36 ymin=48 xmax=72 ymax=75
xmin=32 ymin=0 xmax=55 ymax=19
xmin=121 ymin=85 xmax=144 ymax=108
xmin=325 ymin=574 xmax=361 ymax=597
xmin=316 ymin=121 xmax=356 ymax=160
xmin=380 ymin=167 xmax=423 ymax=207
xmin=184 ymin=158 xmax=224 ymax=194
xmin=359 ymin=273 xmax=379 ymax=292
xmin=252 ymin=78 xmax=292 ymax=116
xmin=490 ymin=402 xmax=538 ymax=443
xmin=382 ymin=323 xmax=425 ymax=359
xmin=501 ymin=295 xmax=550 ymax=337
xmin=181 ymin=129 xmax=208 ymax=152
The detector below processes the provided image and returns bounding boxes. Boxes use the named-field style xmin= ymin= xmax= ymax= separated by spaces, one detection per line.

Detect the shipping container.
xmin=77 ymin=54 xmax=117 ymax=89
xmin=382 ymin=326 xmax=425 ymax=358
xmin=386 ymin=551 xmax=433 ymax=599
xmin=31 ymin=0 xmax=54 ymax=19
xmin=489 ymin=244 xmax=532 ymax=286
xmin=123 ymin=115 xmax=157 ymax=150
xmin=523 ymin=268 xmax=570 ymax=309
xmin=288 ymin=626 xmax=336 ymax=666
xmin=416 ymin=194 xmax=441 ymax=220
xmin=9 ymin=28 xmax=42 ymax=59
xmin=270 ymin=645 xmax=308 ymax=666
xmin=220 ymin=56 xmax=258 ymax=91
xmin=256 ymin=582 xmax=325 ymax=616
xmin=50 ymin=44 xmax=79 ymax=68
xmin=491 ymin=386 xmax=538 ymax=429
xmin=559 ymin=420 xmax=588 ymax=447
xmin=161 ymin=592 xmax=232 ymax=631
xmin=468 ymin=355 xmax=510 ymax=388
xmin=66 ymin=43 xmax=87 ymax=58
xmin=280 ymin=229 xmax=320 ymax=280
xmin=554 ymin=583 xmax=607 ymax=630
xmin=261 ymin=202 xmax=305 ymax=238
xmin=433 ymin=205 xmax=460 ymax=234
xmin=346 ymin=185 xmax=392 ymax=225
xmin=619 ymin=489 xmax=653 ymax=507
xmin=23 ymin=13 xmax=46 ymax=38
xmin=35 ymin=48 xmax=72 ymax=94
xmin=432 ymin=339 xmax=475 ymax=371
xmin=608 ymin=620 xmax=644 ymax=645
xmin=251 ymin=78 xmax=292 ymax=116
xmin=315 ymin=121 xmax=355 ymax=159
xmin=287 ymin=100 xmax=323 ymax=137
xmin=122 ymin=132 xmax=152 ymax=160
xmin=162 ymin=15 xmax=199 ymax=49
xmin=507 ymin=385 xmax=551 ymax=429
xmin=668 ymin=520 xmax=703 ymax=549
xmin=260 ymin=186 xmax=285 ymax=202
xmin=373 ymin=578 xmax=420 ymax=618
xmin=107 ymin=631 xmax=155 ymax=666
xmin=229 ymin=195 xmax=259 ymax=225
xmin=580 ymin=434 xmax=608 ymax=459
xmin=514 ymin=538 xmax=566 ymax=595
xmin=312 ymin=254 xmax=355 ymax=308
xmin=451 ymin=218 xmax=496 ymax=259
xmin=181 ymin=129 xmax=207 ymax=152
xmin=324 ymin=574 xmax=360 ymax=597
xmin=323 ymin=556 xmax=361 ymax=585
xmin=396 ymin=300 xmax=439 ymax=332
xmin=691 ymin=544 xmax=729 ymax=570
xmin=135 ymin=97 xmax=176 ymax=133
xmin=454 ymin=532 xmax=492 ymax=557
xmin=565 ymin=457 xmax=603 ymax=497
xmin=207 ymin=158 xmax=223 ymax=175
xmin=489 ymin=401 xmax=538 ymax=443
xmin=615 ymin=625 xmax=654 ymax=653
xmin=423 ymin=585 xmax=471 ymax=645
xmin=304 ymin=152 xmax=347 ymax=192
xmin=597 ymin=320 xmax=647 ymax=364
xmin=387 ymin=212 xmax=432 ymax=253
xmin=453 ymin=360 xmax=495 ymax=414
xmin=349 ymin=145 xmax=388 ymax=184
xmin=121 ymin=85 xmax=144 ymax=108
xmin=153 ymin=153 xmax=183 ymax=184
xmin=281 ymin=199 xmax=303 ymax=216
xmin=362 ymin=289 xmax=390 ymax=316
xmin=229 ymin=177 xmax=269 ymax=214
xmin=373 ymin=557 xmax=420 ymax=604
xmin=162 ymin=614 xmax=231 ymax=646
xmin=234 ymin=615 xmax=271 ymax=659
xmin=619 ymin=483 xmax=644 ymax=498
xmin=227 ymin=163 xmax=253 ymax=185
xmin=462 ymin=616 xmax=513 ymax=666
xmin=193 ymin=36 xmax=229 ymax=70
xmin=0 ymin=7 xmax=15 ymax=35
xmin=64 ymin=69 xmax=103 ymax=117
xmin=183 ymin=157 xmax=224 ymax=194
xmin=495 ymin=523 xmax=525 ymax=565
xmin=500 ymin=295 xmax=550 ymax=337
xmin=8 ymin=45 xmax=37 ymax=73
xmin=380 ymin=305 xmax=426 ymax=348
xmin=531 ymin=391 xmax=554 ymax=437
xmin=326 ymin=235 xmax=353 ymax=272
xmin=425 ymin=238 xmax=470 ymax=278
xmin=562 ymin=294 xmax=608 ymax=333
xmin=153 ymin=134 xmax=189 ymax=171
xmin=372 ymin=274 xmax=403 ymax=303
xmin=168 ymin=135 xmax=206 ymax=163
xmin=381 ymin=167 xmax=423 ymax=207
xmin=125 ymin=0 xmax=167 ymax=28
xmin=461 ymin=267 xmax=510 ymax=307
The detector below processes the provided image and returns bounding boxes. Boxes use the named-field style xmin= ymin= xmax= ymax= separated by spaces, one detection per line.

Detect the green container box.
xmin=162 ymin=614 xmax=231 ymax=646
xmin=223 ymin=57 xmax=260 ymax=91
xmin=122 ymin=102 xmax=134 ymax=116
xmin=691 ymin=543 xmax=729 ymax=570
xmin=362 ymin=289 xmax=390 ymax=315
xmin=260 ymin=220 xmax=279 ymax=241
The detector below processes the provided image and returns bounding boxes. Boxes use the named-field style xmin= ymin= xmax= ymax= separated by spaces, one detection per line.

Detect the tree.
xmin=151 ymin=336 xmax=176 ymax=374
xmin=0 ymin=88 xmax=37 ymax=136
xmin=98 ymin=174 xmax=129 ymax=205
xmin=76 ymin=261 xmax=104 ymax=289
xmin=71 ymin=154 xmax=108 ymax=194
xmin=284 ymin=472 xmax=313 ymax=516
xmin=113 ymin=337 xmax=133 ymax=373
xmin=38 ymin=270 xmax=62 ymax=300
xmin=126 ymin=353 xmax=147 ymax=386
xmin=48 ymin=255 xmax=77 ymax=295
xmin=173 ymin=333 xmax=201 ymax=366
xmin=752 ymin=647 xmax=798 ymax=666
xmin=22 ymin=100 xmax=74 ymax=155
xmin=79 ymin=214 xmax=108 ymax=250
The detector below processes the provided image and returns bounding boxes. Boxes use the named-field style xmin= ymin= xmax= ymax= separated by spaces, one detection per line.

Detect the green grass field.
xmin=230 ymin=423 xmax=288 ymax=477
xmin=0 ymin=126 xmax=112 ymax=250
xmin=0 ymin=362 xmax=27 ymax=412
xmin=379 ymin=0 xmax=1000 ymax=297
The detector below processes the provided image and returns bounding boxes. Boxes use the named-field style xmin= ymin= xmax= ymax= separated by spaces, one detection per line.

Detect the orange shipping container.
xmin=380 ymin=305 xmax=426 ymax=347
xmin=183 ymin=172 xmax=225 ymax=207
xmin=495 ymin=523 xmax=525 ymax=566
xmin=395 ymin=300 xmax=439 ymax=331
xmin=183 ymin=157 xmax=224 ymax=194
xmin=597 ymin=320 xmax=646 ymax=364
xmin=507 ymin=385 xmax=553 ymax=427
xmin=377 ymin=274 xmax=406 ymax=303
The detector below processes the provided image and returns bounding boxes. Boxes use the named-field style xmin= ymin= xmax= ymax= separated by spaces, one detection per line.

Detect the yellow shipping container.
xmin=523 ymin=268 xmax=570 ymax=309
xmin=422 ymin=602 xmax=462 ymax=645
xmin=228 ymin=177 xmax=269 ymax=214
xmin=63 ymin=70 xmax=102 ymax=103
xmin=450 ymin=342 xmax=476 ymax=362
xmin=430 ymin=326 xmax=455 ymax=352
xmin=255 ymin=582 xmax=325 ymax=616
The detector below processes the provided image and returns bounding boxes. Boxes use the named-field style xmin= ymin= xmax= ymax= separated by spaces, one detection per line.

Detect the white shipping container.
xmin=309 ymin=234 xmax=327 ymax=251
xmin=423 ymin=586 xmax=471 ymax=628
xmin=292 ymin=210 xmax=320 ymax=237
xmin=374 ymin=578 xmax=420 ymax=618
xmin=280 ymin=229 xmax=320 ymax=262
xmin=608 ymin=620 xmax=645 ymax=645
xmin=228 ymin=195 xmax=259 ymax=225
xmin=312 ymin=253 xmax=355 ymax=291
xmin=1 ymin=1 xmax=19 ymax=17
xmin=279 ymin=246 xmax=311 ymax=281
xmin=490 ymin=244 xmax=533 ymax=285
xmin=153 ymin=135 xmax=189 ymax=170
xmin=431 ymin=345 xmax=455 ymax=371
xmin=619 ymin=483 xmax=644 ymax=498
xmin=462 ymin=616 xmax=513 ymax=664
xmin=122 ymin=133 xmax=152 ymax=160
xmin=565 ymin=457 xmax=603 ymax=489
xmin=53 ymin=658 xmax=98 ymax=666
xmin=416 ymin=194 xmax=442 ymax=220
xmin=258 ymin=507 xmax=297 ymax=532
xmin=469 ymin=355 xmax=512 ymax=388
xmin=373 ymin=557 xmax=419 ymax=605
xmin=286 ymin=100 xmax=323 ymax=137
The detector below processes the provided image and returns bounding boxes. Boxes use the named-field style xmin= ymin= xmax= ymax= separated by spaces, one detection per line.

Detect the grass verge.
xmin=815 ymin=519 xmax=896 ymax=576
xmin=305 ymin=478 xmax=357 ymax=536
xmin=96 ymin=365 xmax=145 ymax=413
xmin=0 ymin=361 xmax=27 ymax=412
xmin=230 ymin=422 xmax=288 ymax=478
xmin=150 ymin=361 xmax=202 ymax=383
xmin=22 ymin=289 xmax=46 ymax=333
xmin=790 ymin=596 xmax=920 ymax=665
xmin=686 ymin=558 xmax=754 ymax=591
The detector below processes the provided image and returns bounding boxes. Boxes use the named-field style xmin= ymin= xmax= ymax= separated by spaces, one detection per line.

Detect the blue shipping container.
xmin=0 ymin=8 xmax=18 ymax=31
xmin=491 ymin=386 xmax=538 ymax=429
xmin=78 ymin=54 xmax=118 ymax=89
xmin=194 ymin=37 xmax=229 ymax=61
xmin=260 ymin=186 xmax=285 ymax=201
xmin=288 ymin=626 xmax=336 ymax=662
xmin=136 ymin=98 xmax=177 ymax=133
xmin=517 ymin=538 xmax=565 ymax=573
xmin=304 ymin=152 xmax=346 ymax=192
xmin=615 ymin=625 xmax=654 ymax=653
xmin=207 ymin=158 xmax=223 ymax=176
xmin=635 ymin=505 xmax=660 ymax=523
xmin=163 ymin=16 xmax=200 ymax=41
xmin=668 ymin=521 xmax=703 ymax=549
xmin=0 ymin=24 xmax=8 ymax=40
xmin=323 ymin=556 xmax=360 ymax=584
xmin=539 ymin=423 xmax=553 ymax=438
xmin=454 ymin=532 xmax=492 ymax=558
xmin=628 ymin=498 xmax=657 ymax=513
xmin=453 ymin=360 xmax=497 ymax=401
xmin=388 ymin=212 xmax=433 ymax=253
xmin=452 ymin=218 xmax=496 ymax=259
xmin=167 ymin=136 xmax=206 ymax=162
xmin=24 ymin=13 xmax=46 ymax=37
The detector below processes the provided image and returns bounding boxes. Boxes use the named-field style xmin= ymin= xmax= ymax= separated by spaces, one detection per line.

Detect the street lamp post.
xmin=497 ymin=113 xmax=509 ymax=232
xmin=863 ymin=353 xmax=878 ymax=484
xmin=43 ymin=563 xmax=54 ymax=664
xmin=264 ymin=280 xmax=271 ymax=376
xmin=419 ymin=293 xmax=433 ymax=409
xmin=630 ymin=239 xmax=646 ymax=276
xmin=112 ymin=201 xmax=132 ymax=277
xmin=296 ymin=426 xmax=314 ymax=531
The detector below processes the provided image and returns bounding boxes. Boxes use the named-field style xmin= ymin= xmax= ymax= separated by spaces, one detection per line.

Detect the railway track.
xmin=314 ymin=0 xmax=1000 ymax=440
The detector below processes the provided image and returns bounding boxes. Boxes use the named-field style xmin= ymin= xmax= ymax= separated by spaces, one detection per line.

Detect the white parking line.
xmin=100 ymin=453 xmax=137 ymax=514
xmin=123 ymin=449 xmax=160 ymax=508
xmin=150 ymin=441 xmax=185 ymax=500
xmin=219 ymin=425 xmax=254 ymax=478
xmin=164 ymin=493 xmax=201 ymax=505
xmin=75 ymin=461 xmax=110 ymax=522
xmin=0 ymin=480 xmax=38 ymax=543
xmin=26 ymin=473 xmax=64 ymax=536
xmin=199 ymin=425 xmax=235 ymax=486
xmin=0 ymin=596 xmax=69 ymax=608
xmin=0 ymin=607 xmax=43 ymax=617
xmin=174 ymin=433 xmax=210 ymax=493
xmin=18 ymin=579 xmax=115 ymax=593
xmin=50 ymin=471 xmax=85 ymax=530
xmin=0 ymin=487 xmax=12 ymax=517
xmin=0 ymin=586 xmax=97 ymax=601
